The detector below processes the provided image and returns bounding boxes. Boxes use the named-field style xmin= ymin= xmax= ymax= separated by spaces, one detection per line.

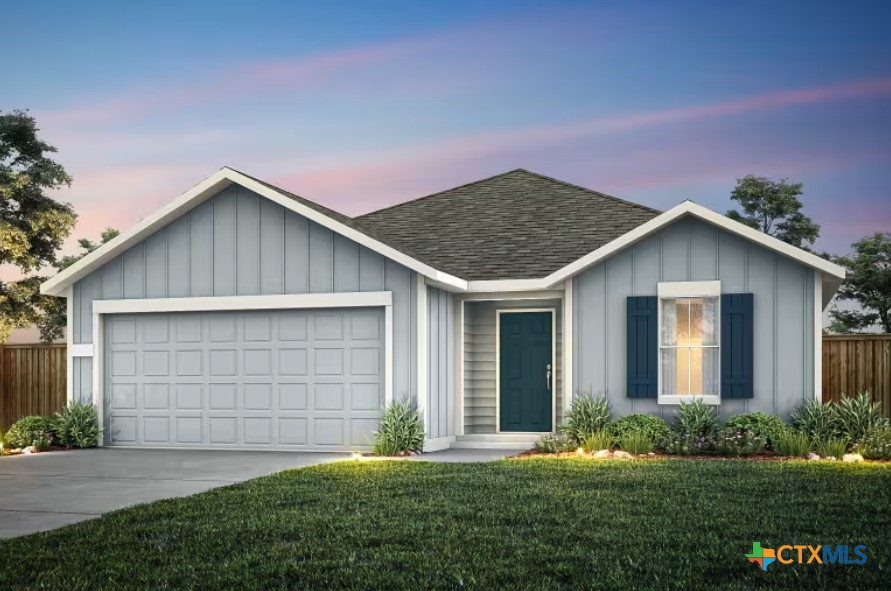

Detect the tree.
xmin=829 ymin=233 xmax=891 ymax=333
xmin=56 ymin=227 xmax=119 ymax=270
xmin=0 ymin=110 xmax=77 ymax=342
xmin=726 ymin=175 xmax=820 ymax=249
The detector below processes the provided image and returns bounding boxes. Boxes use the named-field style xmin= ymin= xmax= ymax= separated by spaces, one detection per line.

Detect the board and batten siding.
xmin=426 ymin=287 xmax=455 ymax=440
xmin=463 ymin=299 xmax=563 ymax=434
xmin=573 ymin=215 xmax=815 ymax=420
xmin=70 ymin=184 xmax=418 ymax=406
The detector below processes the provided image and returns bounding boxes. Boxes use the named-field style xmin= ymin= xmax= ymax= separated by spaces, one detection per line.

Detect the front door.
xmin=499 ymin=311 xmax=553 ymax=432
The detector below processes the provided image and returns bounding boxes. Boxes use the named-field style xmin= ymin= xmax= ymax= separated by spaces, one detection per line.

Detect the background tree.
xmin=726 ymin=175 xmax=820 ymax=249
xmin=829 ymin=233 xmax=891 ymax=333
xmin=56 ymin=227 xmax=119 ymax=270
xmin=0 ymin=110 xmax=76 ymax=342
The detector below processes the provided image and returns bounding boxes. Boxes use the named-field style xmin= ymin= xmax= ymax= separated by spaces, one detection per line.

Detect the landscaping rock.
xmin=23 ymin=446 xmax=38 ymax=454
xmin=593 ymin=449 xmax=611 ymax=459
xmin=807 ymin=453 xmax=821 ymax=461
xmin=613 ymin=450 xmax=633 ymax=459
xmin=842 ymin=453 xmax=864 ymax=463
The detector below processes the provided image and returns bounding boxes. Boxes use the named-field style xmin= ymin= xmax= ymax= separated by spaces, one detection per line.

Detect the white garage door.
xmin=103 ymin=308 xmax=384 ymax=450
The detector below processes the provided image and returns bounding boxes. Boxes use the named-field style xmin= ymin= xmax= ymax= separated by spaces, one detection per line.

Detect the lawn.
xmin=0 ymin=459 xmax=889 ymax=590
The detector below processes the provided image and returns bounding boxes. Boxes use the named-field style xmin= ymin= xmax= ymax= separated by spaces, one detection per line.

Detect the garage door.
xmin=104 ymin=308 xmax=384 ymax=450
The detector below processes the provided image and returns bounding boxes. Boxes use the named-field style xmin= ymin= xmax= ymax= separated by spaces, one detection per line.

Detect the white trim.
xmin=563 ymin=279 xmax=573 ymax=417
xmin=457 ymin=290 xmax=565 ymax=302
xmin=41 ymin=168 xmax=467 ymax=296
xmin=385 ymin=305 xmax=394 ymax=406
xmin=92 ymin=311 xmax=104 ymax=446
xmin=465 ymin=279 xmax=552 ymax=293
xmin=422 ymin=436 xmax=455 ymax=452
xmin=495 ymin=308 xmax=557 ymax=434
xmin=65 ymin=286 xmax=74 ymax=403
xmin=416 ymin=275 xmax=428 ymax=434
xmin=70 ymin=344 xmax=94 ymax=357
xmin=814 ymin=271 xmax=822 ymax=402
xmin=657 ymin=280 xmax=721 ymax=298
xmin=92 ymin=291 xmax=391 ymax=315
xmin=455 ymin=299 xmax=465 ymax=437
xmin=657 ymin=395 xmax=721 ymax=406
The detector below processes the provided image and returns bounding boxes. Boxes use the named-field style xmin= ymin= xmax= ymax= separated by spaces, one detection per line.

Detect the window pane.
xmin=688 ymin=299 xmax=703 ymax=345
xmin=689 ymin=347 xmax=703 ymax=395
xmin=676 ymin=347 xmax=690 ymax=395
xmin=702 ymin=347 xmax=719 ymax=395
xmin=661 ymin=348 xmax=677 ymax=395
xmin=661 ymin=299 xmax=677 ymax=346
xmin=701 ymin=298 xmax=718 ymax=346
xmin=677 ymin=300 xmax=691 ymax=345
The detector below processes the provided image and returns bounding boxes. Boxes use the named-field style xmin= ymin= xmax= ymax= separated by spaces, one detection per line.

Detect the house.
xmin=41 ymin=168 xmax=845 ymax=451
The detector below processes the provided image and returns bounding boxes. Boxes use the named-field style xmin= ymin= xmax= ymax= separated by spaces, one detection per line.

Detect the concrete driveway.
xmin=0 ymin=448 xmax=347 ymax=539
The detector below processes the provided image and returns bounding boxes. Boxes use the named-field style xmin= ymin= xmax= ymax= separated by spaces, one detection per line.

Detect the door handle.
xmin=546 ymin=363 xmax=551 ymax=390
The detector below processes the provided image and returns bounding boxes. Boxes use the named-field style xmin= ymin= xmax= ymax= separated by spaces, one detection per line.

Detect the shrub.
xmin=619 ymin=432 xmax=655 ymax=455
xmin=580 ymin=431 xmax=612 ymax=453
xmin=54 ymin=402 xmax=101 ymax=448
xmin=607 ymin=414 xmax=669 ymax=447
xmin=792 ymin=399 xmax=840 ymax=442
xmin=662 ymin=431 xmax=715 ymax=455
xmin=723 ymin=412 xmax=786 ymax=450
xmin=715 ymin=427 xmax=766 ymax=456
xmin=560 ymin=393 xmax=611 ymax=444
xmin=774 ymin=428 xmax=811 ymax=457
xmin=6 ymin=416 xmax=55 ymax=449
xmin=857 ymin=427 xmax=891 ymax=460
xmin=816 ymin=437 xmax=848 ymax=460
xmin=672 ymin=399 xmax=719 ymax=438
xmin=835 ymin=392 xmax=888 ymax=444
xmin=371 ymin=401 xmax=424 ymax=456
xmin=0 ymin=427 xmax=7 ymax=453
xmin=534 ymin=433 xmax=577 ymax=454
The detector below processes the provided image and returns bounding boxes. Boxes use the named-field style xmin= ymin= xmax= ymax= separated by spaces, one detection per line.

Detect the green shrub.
xmin=774 ymin=428 xmax=811 ymax=457
xmin=835 ymin=392 xmax=888 ymax=444
xmin=792 ymin=399 xmax=840 ymax=442
xmin=560 ymin=393 xmax=611 ymax=444
xmin=580 ymin=431 xmax=612 ymax=453
xmin=534 ymin=433 xmax=577 ymax=454
xmin=662 ymin=431 xmax=715 ymax=455
xmin=715 ymin=427 xmax=766 ymax=456
xmin=6 ymin=416 xmax=55 ymax=449
xmin=672 ymin=399 xmax=719 ymax=438
xmin=723 ymin=412 xmax=786 ymax=450
xmin=371 ymin=401 xmax=424 ymax=456
xmin=607 ymin=414 xmax=669 ymax=447
xmin=619 ymin=432 xmax=655 ymax=454
xmin=54 ymin=402 xmax=101 ymax=448
xmin=816 ymin=437 xmax=848 ymax=460
xmin=856 ymin=427 xmax=891 ymax=460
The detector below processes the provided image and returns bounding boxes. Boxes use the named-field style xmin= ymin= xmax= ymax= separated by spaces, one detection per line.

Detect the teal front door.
xmin=499 ymin=311 xmax=553 ymax=432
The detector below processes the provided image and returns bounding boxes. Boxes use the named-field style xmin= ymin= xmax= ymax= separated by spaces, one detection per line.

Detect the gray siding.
xmin=463 ymin=299 xmax=563 ymax=434
xmin=71 ymin=185 xmax=418 ymax=406
xmin=573 ymin=216 xmax=815 ymax=420
xmin=426 ymin=287 xmax=455 ymax=440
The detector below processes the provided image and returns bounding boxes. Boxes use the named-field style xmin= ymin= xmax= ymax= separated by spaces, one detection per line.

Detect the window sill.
xmin=658 ymin=395 xmax=721 ymax=406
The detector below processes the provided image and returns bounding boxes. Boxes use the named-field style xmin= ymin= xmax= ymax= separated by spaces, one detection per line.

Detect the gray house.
xmin=42 ymin=168 xmax=844 ymax=451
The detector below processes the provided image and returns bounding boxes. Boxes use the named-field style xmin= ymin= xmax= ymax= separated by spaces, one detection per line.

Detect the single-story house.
xmin=41 ymin=168 xmax=845 ymax=451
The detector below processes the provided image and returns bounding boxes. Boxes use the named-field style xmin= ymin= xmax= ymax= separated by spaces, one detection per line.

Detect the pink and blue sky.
xmin=5 ymin=0 xmax=890 ymax=256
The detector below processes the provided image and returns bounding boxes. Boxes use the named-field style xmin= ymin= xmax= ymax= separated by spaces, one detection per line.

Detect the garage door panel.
xmin=105 ymin=308 xmax=384 ymax=449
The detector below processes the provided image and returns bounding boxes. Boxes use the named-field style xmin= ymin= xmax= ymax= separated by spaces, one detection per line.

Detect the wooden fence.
xmin=0 ymin=344 xmax=67 ymax=431
xmin=823 ymin=334 xmax=891 ymax=416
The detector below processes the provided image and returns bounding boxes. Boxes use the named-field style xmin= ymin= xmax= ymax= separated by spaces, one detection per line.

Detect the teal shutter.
xmin=721 ymin=293 xmax=754 ymax=398
xmin=627 ymin=296 xmax=658 ymax=398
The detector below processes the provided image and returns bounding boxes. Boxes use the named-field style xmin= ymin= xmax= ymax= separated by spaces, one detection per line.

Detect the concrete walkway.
xmin=0 ymin=447 xmax=518 ymax=539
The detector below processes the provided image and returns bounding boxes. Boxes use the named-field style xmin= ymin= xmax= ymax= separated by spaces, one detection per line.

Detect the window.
xmin=657 ymin=282 xmax=720 ymax=404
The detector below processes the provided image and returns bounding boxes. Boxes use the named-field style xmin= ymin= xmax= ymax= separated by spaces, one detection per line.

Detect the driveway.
xmin=0 ymin=448 xmax=347 ymax=538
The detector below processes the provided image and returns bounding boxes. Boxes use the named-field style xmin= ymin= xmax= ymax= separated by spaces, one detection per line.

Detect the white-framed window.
xmin=657 ymin=281 xmax=720 ymax=405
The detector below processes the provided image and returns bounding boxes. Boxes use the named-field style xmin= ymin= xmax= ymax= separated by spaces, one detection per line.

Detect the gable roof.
xmin=41 ymin=167 xmax=844 ymax=305
xmin=356 ymin=169 xmax=660 ymax=280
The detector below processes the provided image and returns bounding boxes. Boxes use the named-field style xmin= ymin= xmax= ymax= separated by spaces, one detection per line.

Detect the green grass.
xmin=1 ymin=459 xmax=889 ymax=590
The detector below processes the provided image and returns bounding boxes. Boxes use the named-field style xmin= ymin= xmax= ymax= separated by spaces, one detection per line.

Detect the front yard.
xmin=0 ymin=458 xmax=888 ymax=590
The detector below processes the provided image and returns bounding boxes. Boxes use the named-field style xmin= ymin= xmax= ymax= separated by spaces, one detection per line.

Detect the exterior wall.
xmin=463 ymin=299 xmax=563 ymax=434
xmin=573 ymin=216 xmax=815 ymax=420
xmin=426 ymin=286 xmax=455 ymax=440
xmin=71 ymin=184 xmax=418 ymax=406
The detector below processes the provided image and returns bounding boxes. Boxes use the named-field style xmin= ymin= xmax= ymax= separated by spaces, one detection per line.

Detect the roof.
xmin=355 ymin=169 xmax=661 ymax=280
xmin=41 ymin=166 xmax=845 ymax=302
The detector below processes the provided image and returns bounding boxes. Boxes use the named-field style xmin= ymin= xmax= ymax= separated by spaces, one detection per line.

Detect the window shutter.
xmin=721 ymin=293 xmax=754 ymax=398
xmin=627 ymin=296 xmax=658 ymax=398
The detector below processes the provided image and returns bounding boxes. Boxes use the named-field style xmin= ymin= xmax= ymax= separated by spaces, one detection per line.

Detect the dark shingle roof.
xmin=354 ymin=169 xmax=660 ymax=280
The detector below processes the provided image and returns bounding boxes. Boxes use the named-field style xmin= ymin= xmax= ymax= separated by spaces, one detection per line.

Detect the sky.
xmin=3 ymin=0 xmax=890 ymax=258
